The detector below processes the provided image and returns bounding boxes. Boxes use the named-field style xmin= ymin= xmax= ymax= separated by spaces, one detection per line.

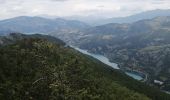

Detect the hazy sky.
xmin=0 ymin=0 xmax=170 ymax=19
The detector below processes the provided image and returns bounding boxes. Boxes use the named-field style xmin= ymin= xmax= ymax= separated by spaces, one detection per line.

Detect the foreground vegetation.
xmin=0 ymin=34 xmax=169 ymax=100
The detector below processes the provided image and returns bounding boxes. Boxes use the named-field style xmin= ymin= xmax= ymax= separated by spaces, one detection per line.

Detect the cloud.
xmin=50 ymin=0 xmax=69 ymax=2
xmin=0 ymin=0 xmax=170 ymax=19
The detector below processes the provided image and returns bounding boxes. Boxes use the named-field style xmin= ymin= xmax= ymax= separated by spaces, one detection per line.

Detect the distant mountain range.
xmin=64 ymin=9 xmax=170 ymax=25
xmin=0 ymin=16 xmax=89 ymax=35
xmin=0 ymin=9 xmax=170 ymax=36
xmin=99 ymin=9 xmax=170 ymax=25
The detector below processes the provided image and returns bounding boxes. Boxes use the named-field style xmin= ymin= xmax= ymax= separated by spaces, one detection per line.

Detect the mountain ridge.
xmin=0 ymin=16 xmax=89 ymax=35
xmin=0 ymin=33 xmax=158 ymax=100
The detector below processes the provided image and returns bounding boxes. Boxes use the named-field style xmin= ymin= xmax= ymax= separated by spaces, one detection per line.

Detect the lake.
xmin=71 ymin=46 xmax=144 ymax=81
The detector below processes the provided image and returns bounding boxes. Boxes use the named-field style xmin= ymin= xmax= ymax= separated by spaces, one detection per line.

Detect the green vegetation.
xmin=0 ymin=34 xmax=169 ymax=100
xmin=76 ymin=17 xmax=170 ymax=92
xmin=0 ymin=38 xmax=150 ymax=100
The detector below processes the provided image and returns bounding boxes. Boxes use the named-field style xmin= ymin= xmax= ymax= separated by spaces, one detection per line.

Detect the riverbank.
xmin=124 ymin=69 xmax=148 ymax=82
xmin=71 ymin=45 xmax=147 ymax=81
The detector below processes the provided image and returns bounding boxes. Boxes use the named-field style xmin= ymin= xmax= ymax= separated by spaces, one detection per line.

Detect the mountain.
xmin=0 ymin=33 xmax=170 ymax=100
xmin=99 ymin=9 xmax=170 ymax=25
xmin=0 ymin=33 xmax=65 ymax=46
xmin=64 ymin=15 xmax=107 ymax=26
xmin=0 ymin=16 xmax=89 ymax=35
xmin=65 ymin=9 xmax=170 ymax=25
xmin=72 ymin=16 xmax=170 ymax=92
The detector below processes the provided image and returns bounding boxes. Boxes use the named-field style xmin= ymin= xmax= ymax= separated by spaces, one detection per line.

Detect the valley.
xmin=69 ymin=16 xmax=170 ymax=93
xmin=1 ymin=9 xmax=170 ymax=99
xmin=71 ymin=45 xmax=145 ymax=81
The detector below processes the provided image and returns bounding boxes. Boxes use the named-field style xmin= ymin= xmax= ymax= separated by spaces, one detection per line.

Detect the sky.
xmin=0 ymin=0 xmax=170 ymax=19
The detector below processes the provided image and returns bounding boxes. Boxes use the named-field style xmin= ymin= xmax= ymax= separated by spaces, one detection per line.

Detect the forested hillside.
xmin=0 ymin=34 xmax=169 ymax=100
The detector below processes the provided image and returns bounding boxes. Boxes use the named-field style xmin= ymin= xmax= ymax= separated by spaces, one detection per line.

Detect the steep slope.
xmin=78 ymin=16 xmax=170 ymax=48
xmin=74 ymin=16 xmax=170 ymax=91
xmin=0 ymin=33 xmax=169 ymax=100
